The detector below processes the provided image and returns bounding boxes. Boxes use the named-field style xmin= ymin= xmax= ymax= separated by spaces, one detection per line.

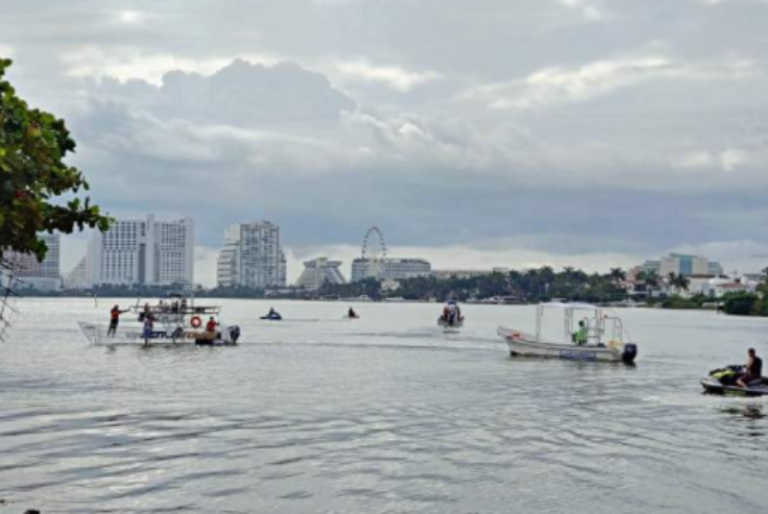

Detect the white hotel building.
xmin=216 ymin=221 xmax=287 ymax=289
xmin=3 ymin=232 xmax=62 ymax=291
xmin=86 ymin=215 xmax=194 ymax=287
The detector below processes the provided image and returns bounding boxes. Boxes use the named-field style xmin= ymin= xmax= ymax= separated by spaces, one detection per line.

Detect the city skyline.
xmin=49 ymin=218 xmax=754 ymax=290
xmin=3 ymin=0 xmax=768 ymax=287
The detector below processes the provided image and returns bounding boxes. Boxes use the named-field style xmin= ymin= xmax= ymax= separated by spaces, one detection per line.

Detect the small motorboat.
xmin=498 ymin=302 xmax=638 ymax=364
xmin=701 ymin=365 xmax=768 ymax=396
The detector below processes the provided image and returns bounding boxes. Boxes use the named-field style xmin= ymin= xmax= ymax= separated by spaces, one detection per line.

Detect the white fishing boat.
xmin=78 ymin=293 xmax=241 ymax=346
xmin=497 ymin=302 xmax=638 ymax=364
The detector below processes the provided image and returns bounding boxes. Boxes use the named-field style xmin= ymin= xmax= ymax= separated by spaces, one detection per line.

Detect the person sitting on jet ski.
xmin=446 ymin=303 xmax=458 ymax=324
xmin=572 ymin=321 xmax=588 ymax=346
xmin=265 ymin=307 xmax=281 ymax=319
xmin=348 ymin=307 xmax=358 ymax=319
xmin=737 ymin=348 xmax=763 ymax=388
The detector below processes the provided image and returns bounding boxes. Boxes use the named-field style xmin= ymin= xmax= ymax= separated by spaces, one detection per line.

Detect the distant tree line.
xmin=320 ymin=266 xmax=632 ymax=304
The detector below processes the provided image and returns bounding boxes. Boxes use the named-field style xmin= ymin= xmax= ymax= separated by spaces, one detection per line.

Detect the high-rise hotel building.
xmin=3 ymin=232 xmax=62 ymax=291
xmin=216 ymin=221 xmax=287 ymax=289
xmin=87 ymin=215 xmax=194 ymax=286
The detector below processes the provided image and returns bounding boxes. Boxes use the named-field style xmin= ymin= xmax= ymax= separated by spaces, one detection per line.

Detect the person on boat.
xmin=737 ymin=348 xmax=763 ymax=388
xmin=572 ymin=321 xmax=588 ymax=346
xmin=140 ymin=303 xmax=151 ymax=321
xmin=142 ymin=314 xmax=154 ymax=346
xmin=205 ymin=317 xmax=219 ymax=339
xmin=108 ymin=305 xmax=128 ymax=337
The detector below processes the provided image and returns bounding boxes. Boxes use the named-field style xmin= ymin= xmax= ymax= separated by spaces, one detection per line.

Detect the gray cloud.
xmin=2 ymin=0 xmax=768 ymax=280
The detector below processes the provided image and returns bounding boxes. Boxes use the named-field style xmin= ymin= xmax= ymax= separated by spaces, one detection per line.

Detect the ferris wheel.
xmin=361 ymin=226 xmax=387 ymax=279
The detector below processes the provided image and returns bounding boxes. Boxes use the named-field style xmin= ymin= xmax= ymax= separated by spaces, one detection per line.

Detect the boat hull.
xmin=498 ymin=327 xmax=635 ymax=363
xmin=701 ymin=377 xmax=768 ymax=397
xmin=78 ymin=322 xmax=239 ymax=346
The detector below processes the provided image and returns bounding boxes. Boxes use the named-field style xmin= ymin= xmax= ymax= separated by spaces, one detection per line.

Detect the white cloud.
xmin=673 ymin=148 xmax=749 ymax=172
xmin=0 ymin=44 xmax=14 ymax=58
xmin=62 ymin=47 xmax=278 ymax=85
xmin=559 ymin=0 xmax=605 ymax=22
xmin=720 ymin=148 xmax=748 ymax=172
xmin=118 ymin=10 xmax=143 ymax=24
xmin=463 ymin=52 xmax=756 ymax=110
xmin=334 ymin=60 xmax=441 ymax=92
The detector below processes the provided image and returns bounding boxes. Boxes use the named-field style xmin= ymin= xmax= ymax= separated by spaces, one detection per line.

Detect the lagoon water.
xmin=1 ymin=298 xmax=767 ymax=513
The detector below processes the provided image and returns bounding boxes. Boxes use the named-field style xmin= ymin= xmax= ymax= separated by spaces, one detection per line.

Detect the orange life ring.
xmin=190 ymin=316 xmax=202 ymax=328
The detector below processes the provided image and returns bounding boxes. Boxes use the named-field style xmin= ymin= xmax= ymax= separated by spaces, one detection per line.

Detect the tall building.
xmin=638 ymin=253 xmax=724 ymax=278
xmin=351 ymin=258 xmax=431 ymax=282
xmin=64 ymin=257 xmax=89 ymax=290
xmin=660 ymin=254 xmax=709 ymax=276
xmin=3 ymin=233 xmax=62 ymax=291
xmin=87 ymin=215 xmax=194 ymax=287
xmin=216 ymin=225 xmax=242 ymax=288
xmin=296 ymin=258 xmax=346 ymax=291
xmin=640 ymin=260 xmax=661 ymax=275
xmin=216 ymin=221 xmax=286 ymax=289
xmin=708 ymin=261 xmax=724 ymax=276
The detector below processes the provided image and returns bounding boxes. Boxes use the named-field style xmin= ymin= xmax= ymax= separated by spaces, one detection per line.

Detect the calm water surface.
xmin=1 ymin=299 xmax=767 ymax=513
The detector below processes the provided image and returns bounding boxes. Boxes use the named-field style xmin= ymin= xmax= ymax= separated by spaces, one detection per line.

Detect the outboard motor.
xmin=622 ymin=343 xmax=638 ymax=365
xmin=229 ymin=326 xmax=241 ymax=344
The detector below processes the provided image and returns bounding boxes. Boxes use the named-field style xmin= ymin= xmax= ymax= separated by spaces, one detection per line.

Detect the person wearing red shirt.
xmin=108 ymin=305 xmax=128 ymax=337
xmin=205 ymin=317 xmax=218 ymax=339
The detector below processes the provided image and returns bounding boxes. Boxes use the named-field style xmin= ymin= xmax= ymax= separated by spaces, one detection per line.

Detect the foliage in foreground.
xmin=0 ymin=58 xmax=110 ymax=261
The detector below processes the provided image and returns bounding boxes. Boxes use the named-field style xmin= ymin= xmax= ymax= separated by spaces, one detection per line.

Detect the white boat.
xmin=78 ymin=294 xmax=241 ymax=346
xmin=498 ymin=302 xmax=638 ymax=364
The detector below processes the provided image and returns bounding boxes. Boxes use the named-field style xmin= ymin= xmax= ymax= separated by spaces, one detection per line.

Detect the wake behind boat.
xmin=498 ymin=302 xmax=638 ymax=364
xmin=78 ymin=293 xmax=241 ymax=346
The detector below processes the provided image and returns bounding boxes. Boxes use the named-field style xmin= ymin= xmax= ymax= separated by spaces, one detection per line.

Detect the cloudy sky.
xmin=2 ymin=0 xmax=768 ymax=285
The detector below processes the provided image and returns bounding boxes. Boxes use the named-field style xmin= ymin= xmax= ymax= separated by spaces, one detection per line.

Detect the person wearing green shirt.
xmin=573 ymin=321 xmax=588 ymax=346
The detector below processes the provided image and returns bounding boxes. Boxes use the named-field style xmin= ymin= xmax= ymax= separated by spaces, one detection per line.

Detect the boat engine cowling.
xmin=621 ymin=343 xmax=638 ymax=365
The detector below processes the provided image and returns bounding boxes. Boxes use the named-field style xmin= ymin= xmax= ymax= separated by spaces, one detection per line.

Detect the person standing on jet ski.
xmin=737 ymin=348 xmax=763 ymax=388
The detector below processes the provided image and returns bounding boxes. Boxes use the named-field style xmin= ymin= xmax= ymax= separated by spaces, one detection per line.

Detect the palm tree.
xmin=673 ymin=274 xmax=690 ymax=292
xmin=610 ymin=268 xmax=626 ymax=283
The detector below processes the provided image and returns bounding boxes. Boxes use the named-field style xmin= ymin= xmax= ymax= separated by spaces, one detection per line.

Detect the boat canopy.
xmin=540 ymin=302 xmax=600 ymax=310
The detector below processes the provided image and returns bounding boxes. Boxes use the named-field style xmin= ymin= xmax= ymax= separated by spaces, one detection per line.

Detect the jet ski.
xmin=438 ymin=300 xmax=464 ymax=328
xmin=437 ymin=315 xmax=464 ymax=328
xmin=260 ymin=311 xmax=283 ymax=321
xmin=701 ymin=365 xmax=768 ymax=396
